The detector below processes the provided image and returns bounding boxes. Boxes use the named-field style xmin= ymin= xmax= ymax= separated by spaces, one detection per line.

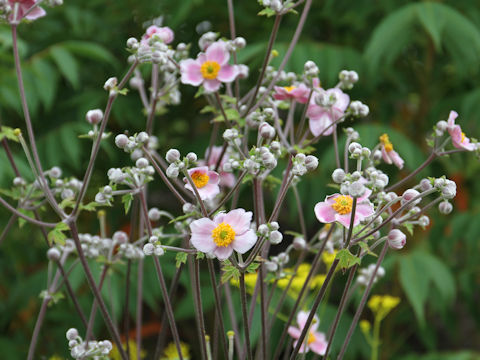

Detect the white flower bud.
xmin=136 ymin=132 xmax=149 ymax=143
xmin=305 ymin=155 xmax=318 ymax=171
xmin=166 ymin=149 xmax=181 ymax=163
xmin=233 ymin=37 xmax=246 ymax=49
xmin=115 ymin=134 xmax=129 ymax=148
xmin=270 ymin=221 xmax=280 ymax=230
xmin=332 ymin=168 xmax=346 ymax=183
xmin=442 ymin=180 xmax=456 ymax=199
xmin=270 ymin=230 xmax=283 ymax=245
xmin=265 ymin=261 xmax=278 ymax=272
xmin=135 ymin=157 xmax=148 ymax=169
xmin=148 ymin=207 xmax=161 ymax=221
xmin=439 ymin=200 xmax=453 ymax=214
xmin=86 ymin=109 xmax=103 ymax=125
xmin=259 ymin=122 xmax=276 ymax=139
xmin=348 ymin=142 xmax=362 ymax=153
xmin=419 ymin=215 xmax=430 ymax=227
xmin=186 ymin=152 xmax=197 ymax=162
xmin=401 ymin=189 xmax=421 ymax=207
xmin=349 ymin=181 xmax=366 ymax=197
xmin=13 ymin=177 xmax=26 ymax=187
xmin=258 ymin=224 xmax=269 ymax=236
xmin=154 ymin=246 xmax=165 ymax=256
xmin=223 ymin=129 xmax=238 ymax=141
xmin=387 ymin=229 xmax=406 ymax=250
xmin=66 ymin=328 xmax=79 ymax=341
xmin=293 ymin=237 xmax=306 ymax=250
xmin=126 ymin=37 xmax=138 ymax=49
xmin=436 ymin=120 xmax=448 ymax=132
xmin=373 ymin=149 xmax=382 ymax=161
xmin=143 ymin=243 xmax=154 ymax=255
xmin=61 ymin=188 xmax=75 ymax=200
xmin=47 ymin=247 xmax=61 ymax=261
xmin=104 ymin=77 xmax=118 ymax=91
xmin=113 ymin=231 xmax=128 ymax=244
xmin=166 ymin=164 xmax=179 ymax=178
xmin=419 ymin=179 xmax=432 ymax=191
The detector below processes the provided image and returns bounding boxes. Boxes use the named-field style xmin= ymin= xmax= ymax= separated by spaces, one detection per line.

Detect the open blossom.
xmin=184 ymin=166 xmax=220 ymax=200
xmin=288 ymin=311 xmax=328 ymax=355
xmin=379 ymin=133 xmax=404 ymax=169
xmin=314 ymin=189 xmax=374 ymax=228
xmin=8 ymin=0 xmax=46 ymax=21
xmin=447 ymin=110 xmax=477 ymax=151
xmin=202 ymin=146 xmax=235 ymax=187
xmin=189 ymin=208 xmax=257 ymax=260
xmin=141 ymin=25 xmax=174 ymax=45
xmin=307 ymin=88 xmax=350 ymax=136
xmin=273 ymin=83 xmax=310 ymax=103
xmin=180 ymin=40 xmax=239 ymax=93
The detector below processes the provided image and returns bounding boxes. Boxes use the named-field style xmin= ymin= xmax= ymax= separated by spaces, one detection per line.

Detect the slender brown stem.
xmin=239 ymin=272 xmax=253 ymax=360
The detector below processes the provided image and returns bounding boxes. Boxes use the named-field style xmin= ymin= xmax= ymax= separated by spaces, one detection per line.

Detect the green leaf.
xmin=221 ymin=261 xmax=240 ymax=283
xmin=336 ymin=249 xmax=361 ymax=269
xmin=420 ymin=252 xmax=456 ymax=304
xmin=121 ymin=193 xmax=133 ymax=214
xmin=196 ymin=252 xmax=205 ymax=260
xmin=80 ymin=201 xmax=103 ymax=212
xmin=175 ymin=252 xmax=188 ymax=268
xmin=246 ymin=262 xmax=261 ymax=273
xmin=258 ymin=8 xmax=276 ymax=17
xmin=62 ymin=40 xmax=117 ymax=65
xmin=47 ymin=222 xmax=70 ymax=246
xmin=18 ymin=209 xmax=34 ymax=228
xmin=403 ymin=222 xmax=414 ymax=236
xmin=49 ymin=46 xmax=79 ymax=88
xmin=0 ymin=126 xmax=19 ymax=142
xmin=357 ymin=241 xmax=378 ymax=257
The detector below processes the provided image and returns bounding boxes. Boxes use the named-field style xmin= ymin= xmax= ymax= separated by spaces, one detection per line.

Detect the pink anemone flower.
xmin=184 ymin=166 xmax=220 ymax=200
xmin=273 ymin=83 xmax=310 ymax=104
xmin=202 ymin=146 xmax=236 ymax=188
xmin=189 ymin=208 xmax=257 ymax=260
xmin=142 ymin=25 xmax=174 ymax=45
xmin=288 ymin=311 xmax=328 ymax=355
xmin=307 ymin=88 xmax=350 ymax=137
xmin=8 ymin=0 xmax=46 ymax=21
xmin=447 ymin=110 xmax=477 ymax=151
xmin=379 ymin=134 xmax=404 ymax=169
xmin=180 ymin=40 xmax=238 ymax=93
xmin=314 ymin=189 xmax=374 ymax=229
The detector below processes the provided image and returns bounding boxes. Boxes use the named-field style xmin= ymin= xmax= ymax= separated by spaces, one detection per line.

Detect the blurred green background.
xmin=1 ymin=0 xmax=480 ymax=359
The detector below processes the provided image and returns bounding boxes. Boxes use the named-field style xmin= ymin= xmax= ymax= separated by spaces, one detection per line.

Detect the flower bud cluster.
xmin=115 ymin=132 xmax=150 ymax=153
xmin=164 ymin=149 xmax=199 ymax=178
xmin=292 ymin=153 xmax=319 ymax=176
xmin=198 ymin=31 xmax=218 ymax=51
xmin=356 ymin=264 xmax=385 ymax=286
xmin=260 ymin=0 xmax=286 ymax=13
xmin=304 ymin=60 xmax=319 ymax=79
xmin=74 ymin=232 xmax=143 ymax=261
xmin=348 ymin=142 xmax=371 ymax=160
xmin=143 ymin=235 xmax=166 ymax=256
xmin=338 ymin=70 xmax=359 ymax=90
xmin=49 ymin=175 xmax=83 ymax=201
xmin=349 ymin=100 xmax=369 ymax=117
xmin=104 ymin=161 xmax=154 ymax=190
xmin=246 ymin=108 xmax=275 ymax=128
xmin=265 ymin=65 xmax=297 ymax=84
xmin=258 ymin=221 xmax=282 ymax=245
xmin=265 ymin=251 xmax=290 ymax=273
xmin=66 ymin=328 xmax=112 ymax=359
xmin=364 ymin=167 xmax=390 ymax=191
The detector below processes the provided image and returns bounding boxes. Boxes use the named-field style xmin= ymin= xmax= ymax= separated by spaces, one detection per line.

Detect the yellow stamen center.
xmin=379 ymin=133 xmax=394 ymax=152
xmin=332 ymin=195 xmax=353 ymax=215
xmin=284 ymin=85 xmax=296 ymax=92
xmin=191 ymin=171 xmax=210 ymax=188
xmin=461 ymin=132 xmax=466 ymax=143
xmin=200 ymin=60 xmax=221 ymax=80
xmin=307 ymin=332 xmax=316 ymax=345
xmin=211 ymin=222 xmax=236 ymax=247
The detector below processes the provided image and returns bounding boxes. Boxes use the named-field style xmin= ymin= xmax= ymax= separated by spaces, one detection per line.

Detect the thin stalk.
xmin=85 ymin=266 xmax=109 ymax=341
xmin=385 ymin=152 xmax=436 ymax=192
xmin=333 ymin=126 xmax=341 ymax=169
xmin=209 ymin=170 xmax=247 ymax=216
xmin=0 ymin=196 xmax=56 ymax=227
xmin=189 ymin=256 xmax=208 ymax=360
xmin=0 ymin=214 xmax=17 ymax=246
xmin=239 ymin=272 xmax=253 ymax=360
xmin=224 ymin=283 xmax=243 ymax=357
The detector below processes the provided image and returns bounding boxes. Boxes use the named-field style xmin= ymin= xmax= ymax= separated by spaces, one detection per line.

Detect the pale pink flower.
xmin=307 ymin=88 xmax=350 ymax=137
xmin=314 ymin=189 xmax=374 ymax=229
xmin=287 ymin=311 xmax=328 ymax=355
xmin=379 ymin=134 xmax=404 ymax=169
xmin=8 ymin=0 xmax=46 ymax=21
xmin=184 ymin=166 xmax=220 ymax=200
xmin=142 ymin=25 xmax=174 ymax=45
xmin=179 ymin=40 xmax=238 ymax=93
xmin=447 ymin=110 xmax=477 ymax=151
xmin=202 ymin=146 xmax=235 ymax=188
xmin=273 ymin=83 xmax=310 ymax=104
xmin=189 ymin=208 xmax=257 ymax=260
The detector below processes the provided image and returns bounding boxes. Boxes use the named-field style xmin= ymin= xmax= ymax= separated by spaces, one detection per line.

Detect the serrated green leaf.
xmin=47 ymin=222 xmax=69 ymax=246
xmin=246 ymin=262 xmax=261 ymax=273
xmin=176 ymin=252 xmax=188 ymax=268
xmin=221 ymin=262 xmax=240 ymax=283
xmin=403 ymin=222 xmax=414 ymax=236
xmin=258 ymin=8 xmax=276 ymax=17
xmin=196 ymin=252 xmax=205 ymax=260
xmin=121 ymin=193 xmax=133 ymax=214
xmin=336 ymin=249 xmax=361 ymax=269
xmin=357 ymin=241 xmax=378 ymax=257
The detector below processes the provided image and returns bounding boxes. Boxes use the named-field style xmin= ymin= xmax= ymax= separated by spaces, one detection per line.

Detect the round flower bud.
xmin=434 ymin=178 xmax=446 ymax=189
xmin=293 ymin=237 xmax=306 ymax=250
xmin=113 ymin=231 xmax=128 ymax=244
xmin=259 ymin=122 xmax=276 ymax=139
xmin=47 ymin=247 xmax=61 ymax=262
xmin=401 ymin=189 xmax=421 ymax=207
xmin=61 ymin=189 xmax=75 ymax=200
xmin=49 ymin=166 xmax=62 ymax=178
xmin=166 ymin=164 xmax=179 ymax=178
xmin=270 ymin=221 xmax=280 ymax=230
xmin=166 ymin=149 xmax=181 ymax=163
xmin=436 ymin=120 xmax=448 ymax=132
xmin=115 ymin=134 xmax=129 ymax=149
xmin=186 ymin=152 xmax=197 ymax=162
xmin=136 ymin=132 xmax=149 ymax=144
xmin=143 ymin=243 xmax=154 ymax=255
xmin=149 ymin=235 xmax=159 ymax=244
xmin=104 ymin=77 xmax=118 ymax=91
xmin=154 ymin=246 xmax=165 ymax=256
xmin=258 ymin=224 xmax=269 ymax=236
xmin=126 ymin=37 xmax=138 ymax=49
xmin=348 ymin=142 xmax=362 ymax=153
xmin=419 ymin=215 xmax=430 ymax=227
xmin=332 ymin=168 xmax=346 ymax=183
xmin=419 ymin=179 xmax=432 ymax=191
xmin=305 ymin=155 xmax=318 ymax=171
xmin=86 ymin=109 xmax=103 ymax=125
xmin=148 ymin=207 xmax=161 ymax=221
xmin=233 ymin=37 xmax=246 ymax=49
xmin=438 ymin=200 xmax=453 ymax=214
xmin=136 ymin=157 xmax=149 ymax=169
xmin=265 ymin=261 xmax=278 ymax=272
xmin=387 ymin=229 xmax=406 ymax=250
xmin=68 ymin=340 xmax=77 ymax=348
xmin=66 ymin=328 xmax=79 ymax=341
xmin=349 ymin=181 xmax=366 ymax=197
xmin=269 ymin=230 xmax=283 ymax=245
xmin=442 ymin=180 xmax=457 ymax=199
xmin=13 ymin=177 xmax=26 ymax=187
xmin=277 ymin=252 xmax=289 ymax=264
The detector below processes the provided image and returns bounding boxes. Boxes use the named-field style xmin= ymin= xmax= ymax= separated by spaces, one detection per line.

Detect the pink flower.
xmin=189 ymin=208 xmax=257 ymax=260
xmin=8 ymin=0 xmax=46 ymax=21
xmin=447 ymin=110 xmax=477 ymax=151
xmin=307 ymin=88 xmax=350 ymax=137
xmin=273 ymin=83 xmax=310 ymax=104
xmin=314 ymin=189 xmax=374 ymax=229
xmin=179 ymin=40 xmax=238 ymax=93
xmin=141 ymin=25 xmax=174 ymax=45
xmin=184 ymin=166 xmax=220 ymax=200
xmin=203 ymin=146 xmax=235 ymax=188
xmin=288 ymin=311 xmax=328 ymax=355
xmin=379 ymin=134 xmax=404 ymax=169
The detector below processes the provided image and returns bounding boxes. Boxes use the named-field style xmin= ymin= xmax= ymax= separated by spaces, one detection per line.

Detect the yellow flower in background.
xmin=110 ymin=340 xmax=146 ymax=360
xmin=277 ymin=263 xmax=326 ymax=297
xmin=162 ymin=341 xmax=191 ymax=360
xmin=322 ymin=250 xmax=337 ymax=269
xmin=368 ymin=295 xmax=400 ymax=321
xmin=359 ymin=319 xmax=371 ymax=335
xmin=230 ymin=272 xmax=258 ymax=294
xmin=48 ymin=356 xmax=64 ymax=360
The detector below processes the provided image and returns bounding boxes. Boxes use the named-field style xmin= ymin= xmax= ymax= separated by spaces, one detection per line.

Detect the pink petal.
xmin=355 ymin=203 xmax=375 ymax=219
xmin=188 ymin=166 xmax=209 ymax=176
xmin=293 ymin=340 xmax=309 ymax=354
xmin=206 ymin=41 xmax=230 ymax=65
xmin=336 ymin=213 xmax=357 ymax=228
xmin=306 ymin=103 xmax=324 ymax=120
xmin=329 ymin=88 xmax=350 ymax=112
xmin=25 ymin=5 xmax=46 ymax=20
xmin=310 ymin=336 xmax=328 ymax=355
xmin=297 ymin=311 xmax=319 ymax=332
xmin=198 ymin=183 xmax=220 ymax=200
xmin=180 ymin=59 xmax=203 ymax=86
xmin=288 ymin=326 xmax=301 ymax=339
xmin=203 ymin=79 xmax=222 ymax=93
xmin=232 ymin=229 xmax=257 ymax=254
xmin=213 ymin=245 xmax=233 ymax=260
xmin=213 ymin=212 xmax=226 ymax=224
xmin=381 ymin=147 xmax=392 ymax=164
xmin=358 ymin=188 xmax=372 ymax=201
xmin=217 ymin=64 xmax=237 ymax=82
xmin=224 ymin=209 xmax=252 ymax=234
xmin=220 ymin=173 xmax=236 ymax=188
xmin=314 ymin=202 xmax=337 ymax=224
xmin=190 ymin=218 xmax=216 ymax=253
xmin=447 ymin=110 xmax=458 ymax=128
xmin=389 ymin=150 xmax=404 ymax=169
xmin=309 ymin=113 xmax=334 ymax=137
xmin=207 ymin=171 xmax=220 ymax=184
